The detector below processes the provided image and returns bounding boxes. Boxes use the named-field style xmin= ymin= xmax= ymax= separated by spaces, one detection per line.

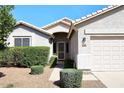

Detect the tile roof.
xmin=16 ymin=21 xmax=53 ymax=37
xmin=41 ymin=17 xmax=74 ymax=30
xmin=74 ymin=5 xmax=121 ymax=25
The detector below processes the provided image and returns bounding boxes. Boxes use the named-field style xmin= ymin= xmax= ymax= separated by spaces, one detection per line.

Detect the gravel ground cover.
xmin=0 ymin=66 xmax=106 ymax=88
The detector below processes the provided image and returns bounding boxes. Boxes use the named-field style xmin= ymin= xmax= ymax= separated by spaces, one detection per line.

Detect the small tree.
xmin=0 ymin=5 xmax=16 ymax=50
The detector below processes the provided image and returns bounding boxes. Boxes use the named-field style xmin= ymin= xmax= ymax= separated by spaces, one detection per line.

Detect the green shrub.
xmin=0 ymin=49 xmax=13 ymax=66
xmin=30 ymin=65 xmax=44 ymax=75
xmin=64 ymin=59 xmax=74 ymax=68
xmin=60 ymin=69 xmax=83 ymax=88
xmin=49 ymin=55 xmax=57 ymax=68
xmin=0 ymin=46 xmax=50 ymax=67
xmin=0 ymin=50 xmax=3 ymax=67
xmin=0 ymin=50 xmax=3 ymax=62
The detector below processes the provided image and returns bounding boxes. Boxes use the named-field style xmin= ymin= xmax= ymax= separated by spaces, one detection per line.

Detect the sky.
xmin=12 ymin=5 xmax=108 ymax=27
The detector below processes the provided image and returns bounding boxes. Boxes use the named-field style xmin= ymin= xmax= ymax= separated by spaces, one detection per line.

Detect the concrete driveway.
xmin=92 ymin=72 xmax=124 ymax=88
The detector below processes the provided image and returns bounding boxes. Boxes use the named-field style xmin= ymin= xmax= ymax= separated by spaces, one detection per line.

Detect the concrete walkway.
xmin=49 ymin=63 xmax=97 ymax=81
xmin=49 ymin=64 xmax=106 ymax=88
xmin=93 ymin=72 xmax=124 ymax=88
xmin=49 ymin=63 xmax=63 ymax=81
xmin=83 ymin=72 xmax=97 ymax=81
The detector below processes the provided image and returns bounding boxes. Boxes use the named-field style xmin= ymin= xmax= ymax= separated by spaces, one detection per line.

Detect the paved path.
xmin=49 ymin=63 xmax=97 ymax=81
xmin=49 ymin=64 xmax=106 ymax=88
xmin=93 ymin=72 xmax=124 ymax=88
xmin=83 ymin=72 xmax=97 ymax=81
xmin=49 ymin=63 xmax=63 ymax=81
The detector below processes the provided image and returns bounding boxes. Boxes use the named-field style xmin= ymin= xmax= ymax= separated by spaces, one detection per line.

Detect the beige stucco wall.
xmin=69 ymin=31 xmax=78 ymax=65
xmin=74 ymin=6 xmax=124 ymax=69
xmin=7 ymin=25 xmax=53 ymax=60
xmin=77 ymin=6 xmax=124 ymax=30
xmin=45 ymin=23 xmax=70 ymax=34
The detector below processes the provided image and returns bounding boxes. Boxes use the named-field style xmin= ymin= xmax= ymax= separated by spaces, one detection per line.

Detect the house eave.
xmin=67 ymin=22 xmax=77 ymax=39
xmin=74 ymin=5 xmax=122 ymax=26
xmin=41 ymin=17 xmax=73 ymax=30
xmin=15 ymin=21 xmax=54 ymax=38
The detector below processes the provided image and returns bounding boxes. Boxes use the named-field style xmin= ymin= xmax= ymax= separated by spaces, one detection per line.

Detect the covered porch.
xmin=52 ymin=32 xmax=69 ymax=60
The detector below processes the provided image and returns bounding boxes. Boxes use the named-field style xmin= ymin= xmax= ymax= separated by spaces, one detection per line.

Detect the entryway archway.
xmin=53 ymin=32 xmax=69 ymax=60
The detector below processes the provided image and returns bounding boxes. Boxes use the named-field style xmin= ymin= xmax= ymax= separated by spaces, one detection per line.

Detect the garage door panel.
xmin=103 ymin=61 xmax=110 ymax=65
xmin=112 ymin=46 xmax=120 ymax=51
xmin=104 ymin=65 xmax=111 ymax=69
xmin=103 ymin=55 xmax=110 ymax=60
xmin=120 ymin=56 xmax=124 ymax=60
xmin=92 ymin=46 xmax=101 ymax=51
xmin=121 ymin=47 xmax=124 ymax=50
xmin=91 ymin=36 xmax=124 ymax=71
xmin=112 ymin=55 xmax=120 ymax=60
xmin=93 ymin=52 xmax=102 ymax=55
xmin=93 ymin=55 xmax=101 ymax=59
xmin=121 ymin=40 xmax=124 ymax=42
xmin=103 ymin=52 xmax=111 ymax=55
xmin=111 ymin=51 xmax=120 ymax=54
xmin=103 ymin=47 xmax=111 ymax=51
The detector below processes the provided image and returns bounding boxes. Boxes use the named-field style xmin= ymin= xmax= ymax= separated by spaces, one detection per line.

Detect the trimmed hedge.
xmin=0 ymin=49 xmax=14 ymax=66
xmin=0 ymin=46 xmax=50 ymax=67
xmin=60 ymin=69 xmax=83 ymax=88
xmin=64 ymin=59 xmax=74 ymax=68
xmin=30 ymin=65 xmax=44 ymax=75
xmin=49 ymin=55 xmax=57 ymax=68
xmin=0 ymin=50 xmax=3 ymax=67
xmin=0 ymin=50 xmax=3 ymax=62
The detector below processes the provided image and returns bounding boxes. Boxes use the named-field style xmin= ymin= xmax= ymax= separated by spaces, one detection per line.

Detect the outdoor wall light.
xmin=82 ymin=37 xmax=86 ymax=46
xmin=49 ymin=37 xmax=53 ymax=44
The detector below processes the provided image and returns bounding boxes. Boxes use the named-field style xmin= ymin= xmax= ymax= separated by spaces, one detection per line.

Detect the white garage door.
xmin=91 ymin=36 xmax=124 ymax=71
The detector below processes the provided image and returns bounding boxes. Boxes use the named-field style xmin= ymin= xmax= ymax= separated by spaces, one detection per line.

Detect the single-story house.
xmin=7 ymin=5 xmax=124 ymax=71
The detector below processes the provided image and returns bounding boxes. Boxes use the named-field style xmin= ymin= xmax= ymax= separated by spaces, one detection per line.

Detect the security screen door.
xmin=57 ymin=42 xmax=65 ymax=60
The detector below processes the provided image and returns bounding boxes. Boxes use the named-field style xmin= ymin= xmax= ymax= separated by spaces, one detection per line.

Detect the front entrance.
xmin=52 ymin=32 xmax=69 ymax=61
xmin=57 ymin=42 xmax=65 ymax=60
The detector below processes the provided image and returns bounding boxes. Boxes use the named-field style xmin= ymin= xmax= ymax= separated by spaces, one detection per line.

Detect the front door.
xmin=57 ymin=42 xmax=65 ymax=60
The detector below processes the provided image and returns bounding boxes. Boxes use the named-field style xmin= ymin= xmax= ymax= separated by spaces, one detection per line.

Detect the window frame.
xmin=66 ymin=42 xmax=69 ymax=53
xmin=53 ymin=42 xmax=57 ymax=54
xmin=14 ymin=36 xmax=31 ymax=46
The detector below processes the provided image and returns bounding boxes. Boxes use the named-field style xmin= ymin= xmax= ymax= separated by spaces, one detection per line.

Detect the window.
xmin=53 ymin=43 xmax=56 ymax=53
xmin=14 ymin=37 xmax=30 ymax=46
xmin=23 ymin=38 xmax=30 ymax=46
xmin=66 ymin=42 xmax=69 ymax=53
xmin=15 ymin=38 xmax=21 ymax=46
